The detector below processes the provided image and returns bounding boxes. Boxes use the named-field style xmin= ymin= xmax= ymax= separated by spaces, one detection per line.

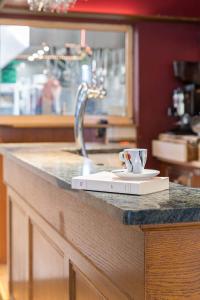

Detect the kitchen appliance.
xmin=168 ymin=61 xmax=200 ymax=134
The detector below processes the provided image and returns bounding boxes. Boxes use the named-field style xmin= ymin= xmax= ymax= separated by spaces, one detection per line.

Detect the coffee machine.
xmin=168 ymin=61 xmax=200 ymax=134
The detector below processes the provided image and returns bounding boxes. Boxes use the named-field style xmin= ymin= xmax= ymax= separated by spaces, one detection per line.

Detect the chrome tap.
xmin=74 ymin=59 xmax=106 ymax=157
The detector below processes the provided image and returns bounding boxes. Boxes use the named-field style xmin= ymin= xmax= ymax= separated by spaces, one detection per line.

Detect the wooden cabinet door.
xmin=8 ymin=188 xmax=129 ymax=300
xmin=9 ymin=201 xmax=30 ymax=300
xmin=68 ymin=260 xmax=128 ymax=300
xmin=8 ymin=190 xmax=69 ymax=300
xmin=32 ymin=224 xmax=68 ymax=300
xmin=69 ymin=263 xmax=105 ymax=300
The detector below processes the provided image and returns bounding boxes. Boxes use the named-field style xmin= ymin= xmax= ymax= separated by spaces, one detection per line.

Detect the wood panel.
xmin=4 ymin=158 xmax=145 ymax=299
xmin=32 ymin=224 xmax=68 ymax=300
xmin=0 ymin=127 xmax=74 ymax=143
xmin=7 ymin=187 xmax=134 ymax=300
xmin=0 ymin=127 xmax=108 ymax=143
xmin=0 ymin=264 xmax=9 ymax=300
xmin=0 ymin=155 xmax=6 ymax=263
xmin=0 ymin=115 xmax=134 ymax=128
xmin=0 ymin=123 xmax=112 ymax=143
xmin=9 ymin=201 xmax=30 ymax=300
xmin=145 ymin=227 xmax=200 ymax=299
xmin=70 ymin=263 xmax=105 ymax=300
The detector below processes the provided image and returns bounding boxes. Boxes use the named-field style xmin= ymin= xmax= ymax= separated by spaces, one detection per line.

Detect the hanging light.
xmin=27 ymin=0 xmax=77 ymax=13
xmin=43 ymin=45 xmax=50 ymax=52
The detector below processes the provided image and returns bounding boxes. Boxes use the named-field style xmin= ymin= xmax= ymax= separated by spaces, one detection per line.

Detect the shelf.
xmin=0 ymin=115 xmax=134 ymax=129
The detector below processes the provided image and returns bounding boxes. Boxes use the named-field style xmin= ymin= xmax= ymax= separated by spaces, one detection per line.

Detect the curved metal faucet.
xmin=74 ymin=80 xmax=106 ymax=157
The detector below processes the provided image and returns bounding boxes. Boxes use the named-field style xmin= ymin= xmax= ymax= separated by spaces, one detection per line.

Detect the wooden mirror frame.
xmin=0 ymin=18 xmax=134 ymax=128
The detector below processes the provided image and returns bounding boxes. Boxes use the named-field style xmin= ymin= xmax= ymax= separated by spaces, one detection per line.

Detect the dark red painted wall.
xmin=136 ymin=21 xmax=200 ymax=167
xmin=71 ymin=0 xmax=200 ymax=18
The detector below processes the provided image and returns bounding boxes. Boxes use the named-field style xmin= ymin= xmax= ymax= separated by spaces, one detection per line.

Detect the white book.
xmin=72 ymin=172 xmax=169 ymax=195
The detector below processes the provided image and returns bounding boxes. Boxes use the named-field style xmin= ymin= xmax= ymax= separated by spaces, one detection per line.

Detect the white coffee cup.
xmin=119 ymin=148 xmax=147 ymax=174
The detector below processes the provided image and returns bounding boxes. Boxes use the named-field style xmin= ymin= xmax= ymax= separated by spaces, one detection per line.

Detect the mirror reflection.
xmin=0 ymin=25 xmax=127 ymax=116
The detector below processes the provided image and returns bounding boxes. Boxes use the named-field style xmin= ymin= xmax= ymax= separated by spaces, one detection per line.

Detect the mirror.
xmin=0 ymin=22 xmax=132 ymax=118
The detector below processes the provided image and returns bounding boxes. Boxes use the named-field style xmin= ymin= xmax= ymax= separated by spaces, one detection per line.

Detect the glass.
xmin=0 ymin=25 xmax=127 ymax=117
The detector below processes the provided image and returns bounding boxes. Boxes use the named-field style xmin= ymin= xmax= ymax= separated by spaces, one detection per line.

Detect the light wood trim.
xmin=0 ymin=18 xmax=134 ymax=122
xmin=0 ymin=115 xmax=134 ymax=128
xmin=7 ymin=197 xmax=11 ymax=296
xmin=28 ymin=219 xmax=33 ymax=300
xmin=0 ymin=17 xmax=130 ymax=32
xmin=142 ymin=222 xmax=200 ymax=232
xmin=0 ymin=264 xmax=9 ymax=300
xmin=0 ymin=155 xmax=6 ymax=264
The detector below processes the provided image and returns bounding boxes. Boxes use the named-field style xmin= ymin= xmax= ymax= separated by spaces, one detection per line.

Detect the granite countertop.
xmin=1 ymin=143 xmax=200 ymax=226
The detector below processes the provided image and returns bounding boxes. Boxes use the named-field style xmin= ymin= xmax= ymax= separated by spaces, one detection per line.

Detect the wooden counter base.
xmin=3 ymin=156 xmax=200 ymax=300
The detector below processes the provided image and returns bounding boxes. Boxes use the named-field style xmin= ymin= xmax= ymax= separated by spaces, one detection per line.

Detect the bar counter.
xmin=1 ymin=143 xmax=200 ymax=300
xmin=2 ymin=143 xmax=200 ymax=225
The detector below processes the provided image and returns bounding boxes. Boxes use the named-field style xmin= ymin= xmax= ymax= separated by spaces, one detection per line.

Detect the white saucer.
xmin=111 ymin=169 xmax=160 ymax=180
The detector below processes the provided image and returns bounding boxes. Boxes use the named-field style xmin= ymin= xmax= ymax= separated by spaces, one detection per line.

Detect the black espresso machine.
xmin=168 ymin=61 xmax=200 ymax=134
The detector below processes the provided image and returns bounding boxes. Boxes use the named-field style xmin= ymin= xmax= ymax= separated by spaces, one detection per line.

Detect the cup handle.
xmin=119 ymin=151 xmax=125 ymax=162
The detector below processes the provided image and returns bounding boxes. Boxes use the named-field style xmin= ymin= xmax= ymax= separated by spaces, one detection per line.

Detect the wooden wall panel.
xmin=7 ymin=187 xmax=134 ymax=300
xmin=5 ymin=158 xmax=145 ymax=300
xmin=145 ymin=227 xmax=200 ymax=299
xmin=70 ymin=263 xmax=105 ymax=300
xmin=9 ymin=201 xmax=30 ymax=300
xmin=0 ymin=127 xmax=106 ymax=143
xmin=32 ymin=224 xmax=68 ymax=300
xmin=0 ymin=127 xmax=74 ymax=143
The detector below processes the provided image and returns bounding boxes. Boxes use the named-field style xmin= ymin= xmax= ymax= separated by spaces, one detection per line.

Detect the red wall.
xmin=71 ymin=0 xmax=200 ymax=18
xmin=136 ymin=22 xmax=200 ymax=167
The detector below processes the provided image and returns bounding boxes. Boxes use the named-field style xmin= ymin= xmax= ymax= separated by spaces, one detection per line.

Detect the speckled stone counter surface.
xmin=1 ymin=143 xmax=200 ymax=226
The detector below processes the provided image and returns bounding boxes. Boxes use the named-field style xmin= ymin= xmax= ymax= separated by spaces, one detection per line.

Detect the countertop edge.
xmin=3 ymin=151 xmax=126 ymax=226
xmin=123 ymin=207 xmax=200 ymax=226
xmin=2 ymin=144 xmax=200 ymax=227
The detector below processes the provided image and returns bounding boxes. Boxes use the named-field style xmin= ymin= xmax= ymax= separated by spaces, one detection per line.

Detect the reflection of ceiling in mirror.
xmin=0 ymin=25 xmax=126 ymax=70
xmin=13 ymin=27 xmax=125 ymax=58
xmin=29 ymin=28 xmax=125 ymax=49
